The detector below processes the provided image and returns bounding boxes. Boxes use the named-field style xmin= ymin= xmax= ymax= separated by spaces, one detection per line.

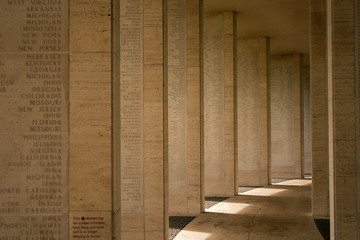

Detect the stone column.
xmin=327 ymin=0 xmax=360 ymax=238
xmin=310 ymin=0 xmax=330 ymax=219
xmin=69 ymin=0 xmax=113 ymax=239
xmin=185 ymin=0 xmax=202 ymax=215
xmin=270 ymin=54 xmax=302 ymax=180
xmin=113 ymin=0 xmax=166 ymax=239
xmin=301 ymin=65 xmax=311 ymax=176
xmin=237 ymin=37 xmax=270 ymax=186
xmin=167 ymin=0 xmax=202 ymax=216
xmin=203 ymin=12 xmax=236 ymax=197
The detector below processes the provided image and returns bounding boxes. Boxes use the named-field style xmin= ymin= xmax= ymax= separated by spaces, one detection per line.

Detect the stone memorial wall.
xmin=69 ymin=0 xmax=112 ymax=239
xmin=270 ymin=54 xmax=301 ymax=179
xmin=115 ymin=0 xmax=166 ymax=238
xmin=0 ymin=0 xmax=69 ymax=239
xmin=70 ymin=212 xmax=111 ymax=239
xmin=142 ymin=0 xmax=165 ymax=238
xmin=302 ymin=66 xmax=311 ymax=175
xmin=184 ymin=0 xmax=201 ymax=214
xmin=167 ymin=0 xmax=201 ymax=215
xmin=203 ymin=12 xmax=235 ymax=197
xmin=204 ymin=13 xmax=225 ymax=185
xmin=327 ymin=0 xmax=360 ymax=237
xmin=119 ymin=0 xmax=144 ymax=216
xmin=237 ymin=38 xmax=269 ymax=186
xmin=168 ymin=0 xmax=188 ymax=215
xmin=310 ymin=0 xmax=329 ymax=219
xmin=222 ymin=12 xmax=236 ymax=197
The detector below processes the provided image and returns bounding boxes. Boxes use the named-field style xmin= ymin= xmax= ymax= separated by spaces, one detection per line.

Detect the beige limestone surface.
xmin=174 ymin=180 xmax=323 ymax=240
xmin=70 ymin=211 xmax=112 ymax=239
xmin=237 ymin=37 xmax=269 ymax=187
xmin=270 ymin=54 xmax=302 ymax=180
xmin=167 ymin=0 xmax=202 ymax=216
xmin=113 ymin=0 xmax=166 ymax=239
xmin=310 ymin=0 xmax=329 ymax=219
xmin=185 ymin=0 xmax=202 ymax=215
xmin=327 ymin=0 xmax=360 ymax=238
xmin=301 ymin=66 xmax=311 ymax=175
xmin=168 ymin=0 xmax=188 ymax=216
xmin=203 ymin=12 xmax=236 ymax=197
xmin=0 ymin=0 xmax=69 ymax=239
xmin=69 ymin=0 xmax=112 ymax=239
xmin=143 ymin=0 xmax=165 ymax=237
xmin=0 ymin=1 xmax=69 ymax=52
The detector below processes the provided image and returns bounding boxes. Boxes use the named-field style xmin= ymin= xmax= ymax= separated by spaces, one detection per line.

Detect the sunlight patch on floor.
xmin=205 ymin=202 xmax=250 ymax=214
xmin=273 ymin=179 xmax=311 ymax=186
xmin=239 ymin=187 xmax=286 ymax=196
xmin=173 ymin=179 xmax=323 ymax=240
xmin=174 ymin=230 xmax=212 ymax=240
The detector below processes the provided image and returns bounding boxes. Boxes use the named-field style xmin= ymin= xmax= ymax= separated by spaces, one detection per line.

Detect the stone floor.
xmin=169 ymin=198 xmax=230 ymax=240
xmin=174 ymin=179 xmax=323 ymax=240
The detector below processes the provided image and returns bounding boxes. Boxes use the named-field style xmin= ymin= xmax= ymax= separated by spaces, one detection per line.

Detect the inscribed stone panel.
xmin=168 ymin=0 xmax=188 ymax=215
xmin=237 ymin=38 xmax=269 ymax=187
xmin=302 ymin=66 xmax=312 ymax=175
xmin=120 ymin=0 xmax=144 ymax=214
xmin=204 ymin=14 xmax=225 ymax=183
xmin=328 ymin=0 xmax=359 ymax=237
xmin=310 ymin=0 xmax=329 ymax=219
xmin=271 ymin=58 xmax=295 ymax=178
xmin=185 ymin=0 xmax=202 ymax=212
xmin=237 ymin=52 xmax=260 ymax=179
xmin=0 ymin=0 xmax=68 ymax=52
xmin=70 ymin=211 xmax=111 ymax=240
xmin=0 ymin=1 xmax=68 ymax=238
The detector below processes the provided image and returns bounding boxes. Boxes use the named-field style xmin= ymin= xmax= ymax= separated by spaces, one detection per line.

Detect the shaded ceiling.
xmin=204 ymin=0 xmax=309 ymax=65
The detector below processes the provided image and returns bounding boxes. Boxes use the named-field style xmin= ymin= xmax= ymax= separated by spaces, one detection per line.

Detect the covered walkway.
xmin=175 ymin=180 xmax=323 ymax=240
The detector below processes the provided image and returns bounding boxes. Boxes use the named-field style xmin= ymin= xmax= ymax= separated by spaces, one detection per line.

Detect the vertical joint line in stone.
xmin=355 ymin=0 xmax=360 ymax=217
xmin=294 ymin=54 xmax=302 ymax=179
xmin=222 ymin=13 xmax=226 ymax=174
xmin=326 ymin=0 xmax=335 ymax=237
xmin=266 ymin=37 xmax=272 ymax=184
xmin=66 ymin=0 xmax=71 ymax=236
xmin=233 ymin=11 xmax=238 ymax=195
xmin=141 ymin=0 xmax=145 ymax=236
xmin=300 ymin=54 xmax=305 ymax=179
xmin=110 ymin=0 xmax=118 ymax=237
xmin=199 ymin=0 xmax=205 ymax=213
xmin=185 ymin=0 xmax=189 ymax=214
xmin=163 ymin=0 xmax=169 ymax=236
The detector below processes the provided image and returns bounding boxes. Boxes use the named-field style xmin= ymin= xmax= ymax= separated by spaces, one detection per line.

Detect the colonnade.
xmin=0 ymin=0 xmax=359 ymax=239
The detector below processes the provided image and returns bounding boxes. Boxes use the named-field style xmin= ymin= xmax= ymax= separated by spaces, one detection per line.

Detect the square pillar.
xmin=237 ymin=37 xmax=270 ymax=187
xmin=69 ymin=0 xmax=113 ymax=237
xmin=113 ymin=0 xmax=166 ymax=239
xmin=270 ymin=54 xmax=302 ymax=180
xmin=203 ymin=11 xmax=237 ymax=197
xmin=167 ymin=0 xmax=202 ymax=216
xmin=310 ymin=0 xmax=330 ymax=219
xmin=301 ymin=65 xmax=311 ymax=177
xmin=327 ymin=0 xmax=360 ymax=238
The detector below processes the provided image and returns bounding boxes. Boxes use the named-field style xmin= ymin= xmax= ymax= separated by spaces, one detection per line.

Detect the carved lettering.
xmin=0 ymin=0 xmax=68 ymax=238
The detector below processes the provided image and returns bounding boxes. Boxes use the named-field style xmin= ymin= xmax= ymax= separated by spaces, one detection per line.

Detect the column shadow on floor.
xmin=314 ymin=218 xmax=330 ymax=240
xmin=169 ymin=197 xmax=230 ymax=240
xmin=173 ymin=179 xmax=325 ymax=240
